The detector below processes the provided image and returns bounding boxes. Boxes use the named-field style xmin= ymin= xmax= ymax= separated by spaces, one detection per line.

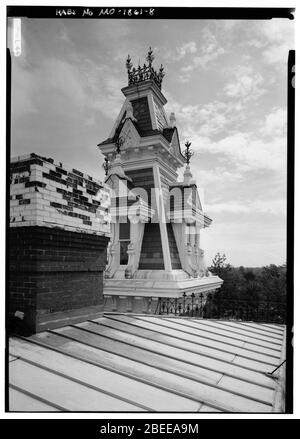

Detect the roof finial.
xmin=126 ymin=54 xmax=132 ymax=73
xmin=102 ymin=157 xmax=110 ymax=176
xmin=115 ymin=136 xmax=125 ymax=155
xmin=183 ymin=141 xmax=194 ymax=165
xmin=146 ymin=46 xmax=155 ymax=66
xmin=158 ymin=64 xmax=165 ymax=81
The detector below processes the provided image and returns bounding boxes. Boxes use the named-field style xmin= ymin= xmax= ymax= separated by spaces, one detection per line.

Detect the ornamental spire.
xmin=183 ymin=141 xmax=194 ymax=184
xmin=183 ymin=141 xmax=194 ymax=165
xmin=146 ymin=46 xmax=155 ymax=66
xmin=158 ymin=64 xmax=165 ymax=81
xmin=126 ymin=54 xmax=132 ymax=74
xmin=115 ymin=135 xmax=125 ymax=155
xmin=102 ymin=157 xmax=110 ymax=176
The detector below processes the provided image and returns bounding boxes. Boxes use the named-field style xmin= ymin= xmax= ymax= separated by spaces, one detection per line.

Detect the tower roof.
xmin=98 ymin=102 xmax=177 ymax=147
xmin=98 ymin=48 xmax=186 ymax=168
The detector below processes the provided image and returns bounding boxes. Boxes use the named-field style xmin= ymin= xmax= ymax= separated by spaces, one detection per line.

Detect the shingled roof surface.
xmin=98 ymin=96 xmax=178 ymax=147
xmin=131 ymin=97 xmax=153 ymax=133
xmin=162 ymin=127 xmax=176 ymax=143
xmin=9 ymin=314 xmax=285 ymax=413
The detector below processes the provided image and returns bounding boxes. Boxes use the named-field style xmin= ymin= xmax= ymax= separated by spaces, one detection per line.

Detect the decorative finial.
xmin=183 ymin=141 xmax=194 ymax=165
xmin=158 ymin=64 xmax=165 ymax=80
xmin=115 ymin=136 xmax=125 ymax=155
xmin=126 ymin=54 xmax=132 ymax=73
xmin=103 ymin=157 xmax=110 ymax=176
xmin=146 ymin=47 xmax=155 ymax=66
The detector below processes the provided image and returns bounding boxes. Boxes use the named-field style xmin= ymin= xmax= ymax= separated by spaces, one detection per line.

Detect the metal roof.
xmin=9 ymin=314 xmax=286 ymax=413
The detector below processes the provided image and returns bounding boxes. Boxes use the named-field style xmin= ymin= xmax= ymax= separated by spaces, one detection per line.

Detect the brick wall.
xmin=10 ymin=153 xmax=111 ymax=235
xmin=9 ymin=154 xmax=110 ymax=335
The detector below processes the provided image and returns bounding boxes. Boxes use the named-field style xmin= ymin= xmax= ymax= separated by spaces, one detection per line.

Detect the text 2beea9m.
xmin=99 ymin=423 xmax=199 ymax=436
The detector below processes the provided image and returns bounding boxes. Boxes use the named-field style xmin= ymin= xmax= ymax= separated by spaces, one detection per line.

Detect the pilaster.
xmin=153 ymin=162 xmax=172 ymax=272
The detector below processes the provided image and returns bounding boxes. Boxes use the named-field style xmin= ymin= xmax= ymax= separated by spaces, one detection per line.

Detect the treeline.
xmin=204 ymin=253 xmax=287 ymax=323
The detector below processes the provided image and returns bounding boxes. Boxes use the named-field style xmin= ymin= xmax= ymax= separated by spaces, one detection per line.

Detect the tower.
xmin=98 ymin=48 xmax=222 ymax=313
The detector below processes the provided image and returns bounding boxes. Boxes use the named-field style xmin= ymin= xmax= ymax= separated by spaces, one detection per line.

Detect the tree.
xmin=259 ymin=264 xmax=286 ymax=299
xmin=210 ymin=253 xmax=229 ymax=277
xmin=205 ymin=254 xmax=287 ymax=323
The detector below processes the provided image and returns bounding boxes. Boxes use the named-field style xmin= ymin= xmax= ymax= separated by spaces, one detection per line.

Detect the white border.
xmin=1 ymin=0 xmax=298 ymax=420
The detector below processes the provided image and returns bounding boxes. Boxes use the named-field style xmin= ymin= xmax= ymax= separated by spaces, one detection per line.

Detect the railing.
xmin=205 ymin=295 xmax=286 ymax=324
xmin=155 ymin=292 xmax=205 ymax=318
xmin=155 ymin=292 xmax=286 ymax=324
xmin=128 ymin=64 xmax=163 ymax=89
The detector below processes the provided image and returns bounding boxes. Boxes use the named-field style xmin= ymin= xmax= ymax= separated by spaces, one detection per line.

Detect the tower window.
xmin=119 ymin=221 xmax=130 ymax=240
xmin=119 ymin=221 xmax=130 ymax=265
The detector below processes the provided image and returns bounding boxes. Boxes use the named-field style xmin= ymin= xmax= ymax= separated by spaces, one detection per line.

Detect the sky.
xmin=7 ymin=16 xmax=294 ymax=267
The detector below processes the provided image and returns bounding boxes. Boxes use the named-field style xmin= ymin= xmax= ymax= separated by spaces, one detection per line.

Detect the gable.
xmin=102 ymin=96 xmax=154 ymax=146
xmin=169 ymin=129 xmax=182 ymax=158
xmin=119 ymin=119 xmax=141 ymax=150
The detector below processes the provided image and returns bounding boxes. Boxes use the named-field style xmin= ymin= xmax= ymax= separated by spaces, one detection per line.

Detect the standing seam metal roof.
xmin=9 ymin=314 xmax=286 ymax=413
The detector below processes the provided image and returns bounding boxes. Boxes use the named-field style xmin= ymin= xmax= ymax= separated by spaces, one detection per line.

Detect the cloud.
xmin=206 ymin=198 xmax=286 ymax=215
xmin=166 ymin=75 xmax=286 ymax=176
xmin=79 ymin=59 xmax=124 ymax=118
xmin=165 ymin=93 xmax=246 ymax=140
xmin=178 ymin=72 xmax=192 ymax=84
xmin=246 ymin=39 xmax=265 ymax=49
xmin=193 ymin=47 xmax=225 ymax=69
xmin=263 ymin=107 xmax=287 ymax=137
xmin=259 ymin=19 xmax=294 ymax=45
xmin=223 ymin=66 xmax=264 ymax=101
xmin=57 ymin=24 xmax=73 ymax=45
xmin=205 ymin=201 xmax=250 ymax=214
xmin=178 ymin=27 xmax=225 ymax=82
xmin=168 ymin=106 xmax=286 ymax=173
xmin=254 ymin=19 xmax=294 ymax=65
xmin=253 ymin=199 xmax=286 ymax=215
xmin=198 ymin=133 xmax=286 ymax=173
xmin=202 ymin=218 xmax=286 ymax=267
xmin=43 ymin=58 xmax=87 ymax=106
xmin=11 ymin=51 xmax=125 ymax=128
xmin=263 ymin=44 xmax=291 ymax=65
xmin=11 ymin=58 xmax=38 ymax=119
xmin=177 ymin=41 xmax=197 ymax=59
xmin=194 ymin=167 xmax=243 ymax=186
xmin=178 ymin=48 xmax=225 ymax=83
